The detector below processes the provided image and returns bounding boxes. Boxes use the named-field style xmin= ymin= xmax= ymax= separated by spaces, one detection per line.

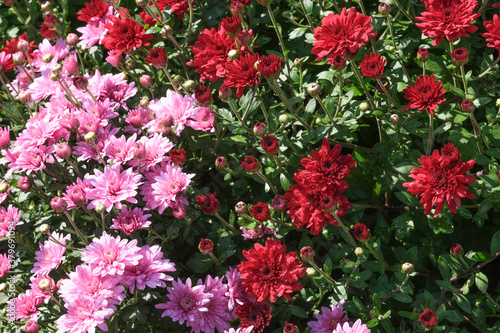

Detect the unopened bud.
xmin=359 ymin=102 xmax=369 ymax=112
xmin=125 ymin=58 xmax=135 ymax=70
xmin=52 ymin=63 xmax=63 ymax=74
xmin=72 ymin=76 xmax=88 ymax=90
xmin=38 ymin=278 xmax=52 ymax=292
xmin=496 ymin=99 xmax=500 ymax=107
xmin=50 ymin=197 xmax=68 ymax=213
xmin=55 ymin=142 xmax=71 ymax=159
xmin=18 ymin=90 xmax=32 ymax=104
xmin=307 ymin=82 xmax=321 ymax=96
xmin=279 ymin=114 xmax=290 ymax=125
xmin=228 ymin=49 xmax=240 ymax=61
xmin=172 ymin=75 xmax=184 ymax=86
xmin=306 ymin=267 xmax=317 ymax=277
xmin=140 ymin=75 xmax=152 ymax=89
xmin=17 ymin=39 xmax=30 ymax=53
xmin=354 ymin=247 xmax=364 ymax=256
xmin=300 ymin=246 xmax=315 ymax=261
xmin=39 ymin=224 xmax=50 ymax=234
xmin=253 ymin=122 xmax=267 ymax=137
xmin=0 ymin=283 xmax=6 ymax=292
xmin=401 ymin=262 xmax=414 ymax=274
xmin=417 ymin=48 xmax=429 ymax=62
xmin=198 ymin=238 xmax=214 ymax=254
xmin=95 ymin=203 xmax=106 ymax=213
xmin=215 ymin=156 xmax=227 ymax=169
xmin=133 ymin=142 xmax=146 ymax=159
xmin=378 ymin=2 xmax=391 ymax=15
xmin=293 ymin=58 xmax=303 ymax=68
xmin=50 ymin=72 xmax=61 ymax=81
xmin=235 ymin=201 xmax=247 ymax=214
xmin=25 ymin=320 xmax=39 ymax=333
xmin=18 ymin=176 xmax=30 ymax=191
xmin=66 ymin=33 xmax=79 ymax=46
xmin=450 ymin=243 xmax=463 ymax=258
xmin=42 ymin=53 xmax=53 ymax=63
xmin=388 ymin=45 xmax=397 ymax=53
xmin=139 ymin=97 xmax=149 ymax=108
xmin=41 ymin=1 xmax=52 ymax=11
xmin=283 ymin=322 xmax=299 ymax=333
xmin=183 ymin=80 xmax=197 ymax=92
xmin=0 ymin=183 xmax=9 ymax=193
xmin=136 ymin=0 xmax=147 ymax=7
xmin=461 ymin=99 xmax=475 ymax=113
xmin=161 ymin=25 xmax=173 ymax=38
xmin=390 ymin=114 xmax=399 ymax=124
xmin=84 ymin=132 xmax=96 ymax=142
xmin=12 ymin=52 xmax=25 ymax=66
xmin=219 ymin=85 xmax=231 ymax=100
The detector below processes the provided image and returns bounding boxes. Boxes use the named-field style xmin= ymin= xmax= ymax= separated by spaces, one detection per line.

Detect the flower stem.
xmin=392 ymin=0 xmax=415 ymax=23
xmin=423 ymin=62 xmax=426 ymax=76
xmin=266 ymin=5 xmax=292 ymax=83
xmin=241 ymin=88 xmax=257 ymax=123
xmin=476 ymin=57 xmax=500 ymax=79
xmin=314 ymin=95 xmax=335 ymax=124
xmin=344 ymin=256 xmax=361 ymax=289
xmin=426 ymin=113 xmax=434 ymax=156
xmin=364 ymin=241 xmax=392 ymax=271
xmin=270 ymin=78 xmax=311 ymax=130
xmin=63 ymin=211 xmax=88 ymax=245
xmin=376 ymin=78 xmax=399 ymax=108
xmin=162 ymin=67 xmax=181 ymax=94
xmin=381 ymin=273 xmax=410 ymax=301
xmin=308 ymin=259 xmax=337 ymax=285
xmin=214 ymin=212 xmax=240 ymax=234
xmin=255 ymin=170 xmax=278 ymax=195
xmin=208 ymin=252 xmax=221 ymax=267
xmin=331 ymin=211 xmax=357 ymax=248
xmin=350 ymin=62 xmax=375 ymax=110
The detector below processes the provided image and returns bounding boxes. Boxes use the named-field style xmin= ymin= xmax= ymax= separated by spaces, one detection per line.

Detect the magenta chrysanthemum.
xmin=110 ymin=207 xmax=152 ymax=235
xmin=12 ymin=290 xmax=43 ymax=320
xmin=31 ymin=232 xmax=71 ymax=277
xmin=308 ymin=300 xmax=349 ymax=333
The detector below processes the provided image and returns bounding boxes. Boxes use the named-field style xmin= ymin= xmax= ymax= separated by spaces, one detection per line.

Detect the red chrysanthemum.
xmin=250 ymin=202 xmax=271 ymax=222
xmin=145 ymin=47 xmax=167 ymax=69
xmin=39 ymin=23 xmax=58 ymax=40
xmin=221 ymin=16 xmax=242 ymax=37
xmin=77 ymin=0 xmax=110 ymax=22
xmin=419 ymin=308 xmax=437 ymax=328
xmin=236 ymin=300 xmax=272 ymax=333
xmin=451 ymin=47 xmax=468 ymax=65
xmin=168 ymin=148 xmax=186 ymax=166
xmin=102 ymin=10 xmax=153 ymax=55
xmin=188 ymin=25 xmax=236 ymax=83
xmin=353 ymin=223 xmax=370 ymax=241
xmin=154 ymin=0 xmax=189 ymax=19
xmin=403 ymin=144 xmax=476 ymax=217
xmin=483 ymin=14 xmax=500 ymax=49
xmin=359 ymin=52 xmax=386 ymax=79
xmin=1 ymin=34 xmax=36 ymax=73
xmin=450 ymin=243 xmax=463 ymax=257
xmin=402 ymin=75 xmax=446 ymax=115
xmin=415 ymin=0 xmax=480 ymax=46
xmin=260 ymin=135 xmax=279 ymax=155
xmin=223 ymin=52 xmax=260 ymax=98
xmin=196 ymin=193 xmax=220 ymax=215
xmin=237 ymin=238 xmax=306 ymax=303
xmin=241 ymin=155 xmax=260 ymax=173
xmin=256 ymin=54 xmax=282 ymax=79
xmin=194 ymin=85 xmax=213 ymax=106
xmin=311 ymin=7 xmax=376 ymax=63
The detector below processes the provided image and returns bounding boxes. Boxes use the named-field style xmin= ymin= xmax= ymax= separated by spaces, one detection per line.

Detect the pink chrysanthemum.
xmin=73 ymin=124 xmax=119 ymax=161
xmin=308 ymin=300 xmax=349 ymax=333
xmin=123 ymin=244 xmax=176 ymax=293
xmin=63 ymin=178 xmax=93 ymax=210
xmin=225 ymin=267 xmax=245 ymax=313
xmin=31 ymin=232 xmax=71 ymax=277
xmin=56 ymin=295 xmax=114 ymax=333
xmin=12 ymin=290 xmax=44 ymax=320
xmin=240 ymin=225 xmax=276 ymax=240
xmin=140 ymin=161 xmax=194 ymax=214
xmin=84 ymin=164 xmax=142 ymax=212
xmin=58 ymin=264 xmax=125 ymax=307
xmin=0 ymin=126 xmax=11 ymax=150
xmin=0 ymin=253 xmax=11 ymax=278
xmin=127 ymin=133 xmax=173 ymax=170
xmin=81 ymin=232 xmax=143 ymax=277
xmin=10 ymin=145 xmax=55 ymax=175
xmin=0 ymin=205 xmax=22 ymax=239
xmin=103 ymin=133 xmax=137 ymax=163
xmin=333 ymin=319 xmax=371 ymax=333
xmin=110 ymin=207 xmax=152 ymax=235
xmin=29 ymin=275 xmax=56 ymax=304
xmin=187 ymin=106 xmax=215 ymax=132
xmin=147 ymin=90 xmax=197 ymax=136
xmin=84 ymin=70 xmax=137 ymax=109
xmin=224 ymin=328 xmax=254 ymax=333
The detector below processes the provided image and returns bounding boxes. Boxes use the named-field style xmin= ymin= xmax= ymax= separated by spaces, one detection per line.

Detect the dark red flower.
xmin=198 ymin=238 xmax=214 ymax=254
xmin=284 ymin=322 xmax=298 ymax=333
xmin=145 ymin=47 xmax=167 ymax=68
xmin=311 ymin=7 xmax=376 ymax=62
xmin=402 ymin=75 xmax=446 ymax=115
xmin=241 ymin=155 xmax=259 ymax=173
xmin=236 ymin=300 xmax=272 ymax=333
xmin=375 ymin=77 xmax=391 ymax=94
xmin=415 ymin=0 xmax=480 ymax=46
xmin=102 ymin=10 xmax=153 ymax=55
xmin=237 ymin=238 xmax=306 ymax=302
xmin=196 ymin=193 xmax=220 ymax=215
xmin=195 ymin=85 xmax=213 ymax=106
xmin=168 ymin=148 xmax=186 ymax=166
xmin=359 ymin=52 xmax=386 ymax=79
xmin=353 ymin=223 xmax=370 ymax=241
xmin=43 ymin=13 xmax=58 ymax=28
xmin=188 ymin=25 xmax=236 ymax=82
xmin=450 ymin=243 xmax=463 ymax=257
xmin=154 ymin=0 xmax=189 ymax=19
xmin=77 ymin=0 xmax=110 ymax=22
xmin=419 ymin=308 xmax=437 ymax=328
xmin=260 ymin=135 xmax=279 ymax=155
xmin=483 ymin=15 xmax=500 ymax=49
xmin=299 ymin=246 xmax=315 ymax=261
xmin=40 ymin=23 xmax=58 ymax=40
xmin=403 ymin=143 xmax=475 ymax=217
xmin=256 ymin=54 xmax=282 ymax=79
xmin=451 ymin=47 xmax=468 ymax=65
xmin=461 ymin=99 xmax=475 ymax=113
xmin=221 ymin=16 xmax=242 ymax=37
xmin=330 ymin=54 xmax=346 ymax=70
xmin=224 ymin=52 xmax=260 ymax=98
xmin=250 ymin=202 xmax=271 ymax=222
xmin=417 ymin=48 xmax=429 ymax=62
xmin=0 ymin=34 xmax=36 ymax=73
xmin=440 ymin=142 xmax=460 ymax=163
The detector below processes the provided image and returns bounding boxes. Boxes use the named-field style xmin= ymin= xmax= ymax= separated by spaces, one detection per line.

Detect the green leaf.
xmin=366 ymin=318 xmax=379 ymax=328
xmin=395 ymin=191 xmax=419 ymax=206
xmin=323 ymin=257 xmax=333 ymax=276
xmin=373 ymin=293 xmax=382 ymax=310
xmin=398 ymin=311 xmax=420 ymax=320
xmin=490 ymin=231 xmax=500 ymax=254
xmin=394 ymin=161 xmax=419 ymax=174
xmin=289 ymin=305 xmax=308 ymax=318
xmin=485 ymin=148 xmax=500 ymax=159
xmin=392 ymin=293 xmax=412 ymax=303
xmin=289 ymin=27 xmax=306 ymax=39
xmin=280 ymin=171 xmax=292 ymax=191
xmin=453 ymin=293 xmax=472 ymax=313
xmin=457 ymin=207 xmax=472 ymax=219
xmin=436 ymin=280 xmax=457 ymax=292
xmin=475 ymin=272 xmax=488 ymax=293
xmin=428 ymin=215 xmax=454 ymax=234
xmin=438 ymin=256 xmax=451 ymax=280
xmin=444 ymin=310 xmax=464 ymax=324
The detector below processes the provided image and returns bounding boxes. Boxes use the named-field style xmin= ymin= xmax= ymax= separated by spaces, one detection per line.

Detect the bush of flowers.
xmin=1 ymin=0 xmax=500 ymax=331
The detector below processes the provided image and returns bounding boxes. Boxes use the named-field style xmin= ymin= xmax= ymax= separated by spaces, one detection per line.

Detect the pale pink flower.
xmin=106 ymin=50 xmax=122 ymax=67
xmin=12 ymin=145 xmax=55 ymax=174
xmin=225 ymin=267 xmax=245 ymax=312
xmin=147 ymin=90 xmax=197 ymax=136
xmin=103 ymin=133 xmax=136 ymax=163
xmin=128 ymin=133 xmax=172 ymax=170
xmin=0 ymin=253 xmax=11 ymax=278
xmin=28 ymin=68 xmax=67 ymax=102
xmin=56 ymin=295 xmax=114 ymax=333
xmin=187 ymin=106 xmax=215 ymax=132
xmin=73 ymin=125 xmax=119 ymax=161
xmin=84 ymin=70 xmax=137 ymax=109
xmin=0 ymin=205 xmax=22 ymax=239
xmin=85 ymin=163 xmax=142 ymax=212
xmin=13 ymin=290 xmax=44 ymax=320
xmin=30 ymin=275 xmax=56 ymax=304
xmin=333 ymin=319 xmax=371 ymax=333
xmin=62 ymin=54 xmax=79 ymax=75
xmin=110 ymin=206 xmax=152 ymax=235
xmin=58 ymin=264 xmax=125 ymax=307
xmin=123 ymin=244 xmax=176 ymax=292
xmin=81 ymin=231 xmax=143 ymax=277
xmin=32 ymin=38 xmax=70 ymax=71
xmin=240 ymin=225 xmax=276 ymax=240
xmin=0 ymin=181 xmax=9 ymax=204
xmin=16 ymin=112 xmax=62 ymax=150
xmin=32 ymin=232 xmax=71 ymax=277
xmin=140 ymin=161 xmax=194 ymax=214
xmin=224 ymin=327 xmax=254 ymax=333
xmin=81 ymin=97 xmax=119 ymax=124
xmin=308 ymin=300 xmax=349 ymax=333
xmin=63 ymin=178 xmax=93 ymax=210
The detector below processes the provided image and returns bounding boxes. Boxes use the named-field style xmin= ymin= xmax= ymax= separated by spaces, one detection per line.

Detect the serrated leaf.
xmin=475 ymin=272 xmax=488 ymax=293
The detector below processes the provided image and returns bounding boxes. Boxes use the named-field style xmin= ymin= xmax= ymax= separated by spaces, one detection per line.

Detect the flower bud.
xmin=235 ymin=201 xmax=247 ymax=214
xmin=253 ymin=122 xmax=267 ymax=137
xmin=12 ymin=52 xmax=25 ymax=66
xmin=271 ymin=195 xmax=286 ymax=212
xmin=133 ymin=142 xmax=146 ymax=159
xmin=172 ymin=204 xmax=186 ymax=218
xmin=417 ymin=48 xmax=429 ymax=62
xmin=25 ymin=320 xmax=39 ymax=333
xmin=219 ymin=85 xmax=231 ymax=100
xmin=283 ymin=322 xmax=299 ymax=333
xmin=354 ymin=247 xmax=364 ymax=256
xmin=215 ymin=156 xmax=227 ymax=169
xmin=17 ymin=39 xmax=30 ymax=53
xmin=161 ymin=25 xmax=173 ymax=38
xmin=72 ymin=76 xmax=89 ymax=90
xmin=183 ymin=80 xmax=197 ymax=92
xmin=293 ymin=58 xmax=303 ymax=68
xmin=18 ymin=176 xmax=30 ymax=191
xmin=451 ymin=47 xmax=468 ymax=66
xmin=279 ymin=114 xmax=290 ymax=125
xmin=2 ymin=0 xmax=15 ymax=7
xmin=300 ymin=246 xmax=315 ymax=261
xmin=50 ymin=72 xmax=61 ymax=81
xmin=306 ymin=267 xmax=317 ymax=277
xmin=39 ymin=224 xmax=50 ymax=234
xmin=84 ymin=132 xmax=96 ymax=142
xmin=461 ymin=99 xmax=475 ymax=113
xmin=125 ymin=58 xmax=135 ymax=70
xmin=198 ymin=238 xmax=214 ymax=254
xmin=359 ymin=102 xmax=370 ymax=112
xmin=496 ymin=99 xmax=500 ymax=107
xmin=401 ymin=262 xmax=414 ymax=274
xmin=307 ymin=82 xmax=321 ymax=96
xmin=390 ymin=114 xmax=399 ymax=124
xmin=55 ymin=142 xmax=71 ymax=159
xmin=18 ymin=90 xmax=32 ymax=104
xmin=139 ymin=75 xmax=152 ymax=89
xmin=353 ymin=223 xmax=370 ymax=242
xmin=330 ymin=55 xmax=346 ymax=71
xmin=136 ymin=0 xmax=147 ymax=7
xmin=139 ymin=96 xmax=149 ymax=108
xmin=388 ymin=45 xmax=396 ymax=53
xmin=450 ymin=243 xmax=463 ymax=258
xmin=0 ymin=183 xmax=10 ymax=193
xmin=52 ymin=63 xmax=63 ymax=74
xmin=378 ymin=2 xmax=391 ymax=15
xmin=228 ymin=49 xmax=240 ymax=61
xmin=0 ymin=283 xmax=6 ymax=292
xmin=42 ymin=53 xmax=53 ymax=63
xmin=95 ymin=203 xmax=106 ymax=213
xmin=41 ymin=1 xmax=52 ymax=11
xmin=66 ymin=33 xmax=79 ymax=46
xmin=51 ymin=197 xmax=68 ymax=213
xmin=38 ymin=278 xmax=52 ymax=292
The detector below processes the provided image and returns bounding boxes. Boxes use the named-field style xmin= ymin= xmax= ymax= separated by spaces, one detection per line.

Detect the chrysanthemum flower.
xmin=236 ymin=299 xmax=272 ymax=333
xmin=403 ymin=144 xmax=475 ymax=217
xmin=260 ymin=134 xmax=279 ymax=154
xmin=333 ymin=319 xmax=371 ymax=333
xmin=416 ymin=0 xmax=480 ymax=46
xmin=145 ymin=47 xmax=167 ymax=69
xmin=240 ymin=225 xmax=276 ymax=240
xmin=147 ymin=90 xmax=197 ymax=136
xmin=187 ymin=106 xmax=215 ymax=132
xmin=56 ymin=295 xmax=114 ymax=333
xmin=77 ymin=0 xmax=110 ymax=22
xmin=237 ymin=238 xmax=306 ymax=302
xmin=359 ymin=52 xmax=386 ymax=79
xmin=29 ymin=275 xmax=56 ymax=304
xmin=128 ymin=133 xmax=173 ymax=170
xmin=197 ymin=193 xmax=220 ymax=215
xmin=103 ymin=133 xmax=137 ymax=164
xmin=110 ymin=207 xmax=152 ymax=235
xmin=0 ymin=253 xmax=11 ymax=278
xmin=102 ymin=10 xmax=153 ymax=55
xmin=0 ymin=205 xmax=22 ymax=239
xmin=12 ymin=290 xmax=43 ymax=320
xmin=483 ymin=14 xmax=500 ymax=49
xmin=256 ymin=54 xmax=282 ymax=79
xmin=419 ymin=308 xmax=437 ymax=328
xmin=308 ymin=300 xmax=349 ymax=333
xmin=31 ymin=232 xmax=70 ymax=277
xmin=353 ymin=223 xmax=370 ymax=242
xmin=85 ymin=163 xmax=142 ymax=212
xmin=155 ymin=0 xmax=189 ymax=19
xmin=81 ymin=232 xmax=143 ymax=277
xmin=250 ymin=202 xmax=271 ymax=222
xmin=225 ymin=267 xmax=245 ymax=312
xmin=224 ymin=52 xmax=260 ymax=98
xmin=312 ymin=7 xmax=376 ymax=62
xmin=402 ymin=75 xmax=446 ymax=115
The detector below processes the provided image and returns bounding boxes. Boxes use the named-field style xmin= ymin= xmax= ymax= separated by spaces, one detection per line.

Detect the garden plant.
xmin=1 ymin=0 xmax=500 ymax=332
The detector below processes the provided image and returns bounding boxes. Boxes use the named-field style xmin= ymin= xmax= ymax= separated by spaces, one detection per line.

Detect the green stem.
xmin=241 ymin=88 xmax=257 ymax=123
xmin=271 ymin=78 xmax=311 ymax=129
xmin=426 ymin=113 xmax=434 ymax=156
xmin=344 ymin=256 xmax=361 ymax=289
xmin=214 ymin=212 xmax=240 ymax=234
xmin=315 ymin=95 xmax=335 ymax=124
xmin=376 ymin=78 xmax=399 ymax=108
xmin=364 ymin=241 xmax=392 ymax=270
xmin=266 ymin=5 xmax=292 ymax=83
xmin=350 ymin=62 xmax=375 ymax=110
xmin=381 ymin=274 xmax=410 ymax=301
xmin=331 ymin=211 xmax=357 ymax=248
xmin=298 ymin=0 xmax=313 ymax=28
xmin=392 ymin=0 xmax=415 ymax=23
xmin=386 ymin=15 xmax=396 ymax=47
xmin=470 ymin=112 xmax=490 ymax=152
xmin=308 ymin=259 xmax=337 ymax=285
xmin=272 ymin=155 xmax=283 ymax=171
xmin=208 ymin=252 xmax=221 ymax=267
xmin=255 ymin=170 xmax=278 ymax=195
xmin=161 ymin=67 xmax=181 ymax=94
xmin=181 ymin=0 xmax=195 ymax=49
xmin=476 ymin=57 xmax=500 ymax=79
xmin=63 ymin=211 xmax=88 ymax=245
xmin=423 ymin=62 xmax=426 ymax=76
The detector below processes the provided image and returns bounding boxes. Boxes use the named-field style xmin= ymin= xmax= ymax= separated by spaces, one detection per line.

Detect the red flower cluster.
xmin=77 ymin=0 xmax=110 ymax=22
xmin=102 ymin=10 xmax=153 ymax=55
xmin=236 ymin=300 xmax=272 ymax=333
xmin=284 ymin=139 xmax=356 ymax=235
xmin=359 ymin=52 xmax=386 ymax=79
xmin=402 ymin=75 xmax=446 ymax=115
xmin=196 ymin=193 xmax=220 ymax=215
xmin=483 ymin=15 xmax=500 ymax=49
xmin=224 ymin=52 xmax=260 ymax=98
xmin=145 ymin=47 xmax=167 ymax=69
xmin=237 ymin=238 xmax=306 ymax=303
xmin=419 ymin=308 xmax=437 ymax=328
xmin=415 ymin=0 xmax=480 ymax=46
xmin=250 ymin=202 xmax=271 ymax=222
xmin=403 ymin=143 xmax=475 ymax=217
xmin=155 ymin=0 xmax=189 ymax=19
xmin=256 ymin=54 xmax=282 ymax=79
xmin=311 ymin=7 xmax=376 ymax=63
xmin=0 ymin=34 xmax=36 ymax=73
